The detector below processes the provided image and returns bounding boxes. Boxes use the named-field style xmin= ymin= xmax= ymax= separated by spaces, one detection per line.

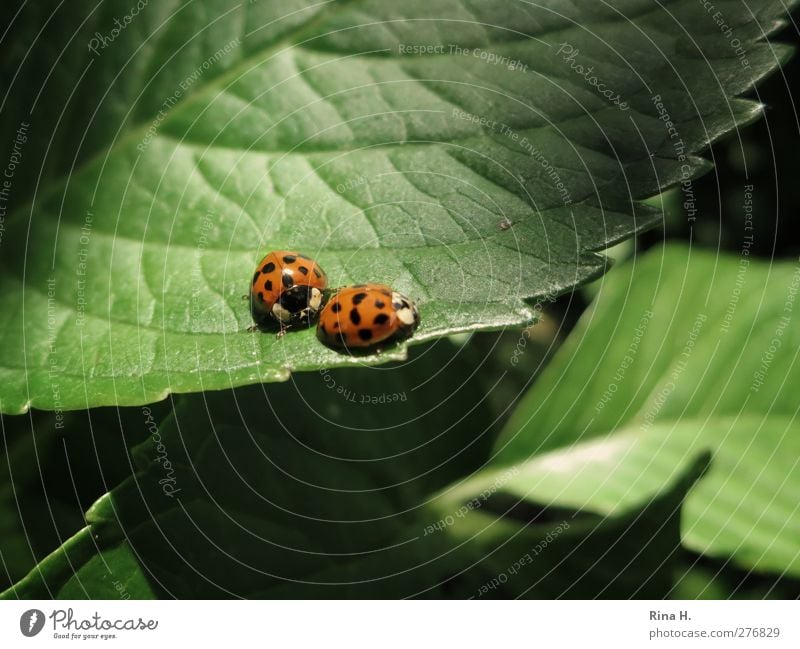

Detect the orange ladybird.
xmin=250 ymin=250 xmax=327 ymax=328
xmin=317 ymin=283 xmax=420 ymax=350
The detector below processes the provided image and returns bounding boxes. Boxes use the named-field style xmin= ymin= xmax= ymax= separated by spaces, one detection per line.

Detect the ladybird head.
xmin=391 ymin=290 xmax=420 ymax=332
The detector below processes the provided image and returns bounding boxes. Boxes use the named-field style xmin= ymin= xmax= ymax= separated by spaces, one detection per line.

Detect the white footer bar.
xmin=1 ymin=600 xmax=797 ymax=648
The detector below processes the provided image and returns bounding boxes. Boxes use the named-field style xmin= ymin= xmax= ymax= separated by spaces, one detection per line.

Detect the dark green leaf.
xmin=0 ymin=405 xmax=165 ymax=595
xmin=2 ymin=339 xmax=509 ymax=598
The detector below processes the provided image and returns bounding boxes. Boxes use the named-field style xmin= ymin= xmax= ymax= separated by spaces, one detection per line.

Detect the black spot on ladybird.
xmin=374 ymin=299 xmax=386 ymax=309
xmin=331 ymin=302 xmax=341 ymax=313
xmin=349 ymin=308 xmax=361 ymax=325
xmin=373 ymin=313 xmax=389 ymax=325
xmin=265 ymin=280 xmax=273 ymax=291
xmin=358 ymin=328 xmax=373 ymax=341
xmin=298 ymin=265 xmax=309 ymax=275
xmin=257 ymin=292 xmax=264 ymax=302
xmin=333 ymin=322 xmax=339 ymax=329
xmin=282 ymin=272 xmax=294 ymax=288
xmin=263 ymin=262 xmax=276 ymax=273
xmin=313 ymin=267 xmax=322 ymax=278
xmin=252 ymin=271 xmax=260 ymax=284
xmin=282 ymin=254 xmax=296 ymax=263
xmin=352 ymin=292 xmax=367 ymax=305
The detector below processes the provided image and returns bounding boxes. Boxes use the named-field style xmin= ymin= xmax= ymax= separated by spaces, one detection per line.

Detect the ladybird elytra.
xmin=250 ymin=250 xmax=327 ymax=328
xmin=317 ymin=283 xmax=420 ymax=350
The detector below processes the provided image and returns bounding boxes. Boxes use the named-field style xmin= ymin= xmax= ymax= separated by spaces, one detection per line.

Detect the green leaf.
xmin=1 ymin=0 xmax=793 ymax=412
xmin=57 ymin=541 xmax=158 ymax=600
xmin=671 ymin=563 xmax=733 ymax=600
xmin=0 ymin=521 xmax=157 ymax=600
xmin=1 ymin=339 xmax=510 ymax=598
xmin=492 ymin=244 xmax=800 ymax=575
xmin=1 ymin=0 xmax=327 ymax=203
xmin=424 ymin=452 xmax=709 ymax=598
xmin=670 ymin=557 xmax=800 ymax=600
xmin=0 ymin=527 xmax=98 ymax=599
xmin=1 ymin=340 xmax=710 ymax=599
xmin=0 ymin=406 xmax=160 ymax=592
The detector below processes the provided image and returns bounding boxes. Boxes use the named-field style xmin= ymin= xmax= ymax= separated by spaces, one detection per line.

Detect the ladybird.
xmin=250 ymin=250 xmax=327 ymax=329
xmin=316 ymin=283 xmax=420 ymax=350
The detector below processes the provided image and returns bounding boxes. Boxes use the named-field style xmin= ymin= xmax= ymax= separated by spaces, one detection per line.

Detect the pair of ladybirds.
xmin=250 ymin=250 xmax=420 ymax=350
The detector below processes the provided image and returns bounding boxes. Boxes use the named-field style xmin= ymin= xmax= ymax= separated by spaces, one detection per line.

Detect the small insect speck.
xmin=499 ymin=218 xmax=513 ymax=231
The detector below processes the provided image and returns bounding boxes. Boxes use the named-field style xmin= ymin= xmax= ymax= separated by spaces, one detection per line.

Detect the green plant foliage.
xmin=426 ymin=453 xmax=709 ymax=598
xmin=491 ymin=245 xmax=800 ymax=575
xmin=1 ymin=0 xmax=791 ymax=413
xmin=1 ymin=339 xmax=509 ymax=598
xmin=1 ymin=526 xmax=156 ymax=600
xmin=1 ymin=337 xmax=705 ymax=599
xmin=0 ymin=405 xmax=166 ymax=593
xmin=7 ymin=241 xmax=800 ymax=597
xmin=0 ymin=527 xmax=99 ymax=599
xmin=671 ymin=556 xmax=800 ymax=600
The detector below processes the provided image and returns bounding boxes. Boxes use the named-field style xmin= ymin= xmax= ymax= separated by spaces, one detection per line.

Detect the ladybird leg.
xmin=275 ymin=322 xmax=288 ymax=339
